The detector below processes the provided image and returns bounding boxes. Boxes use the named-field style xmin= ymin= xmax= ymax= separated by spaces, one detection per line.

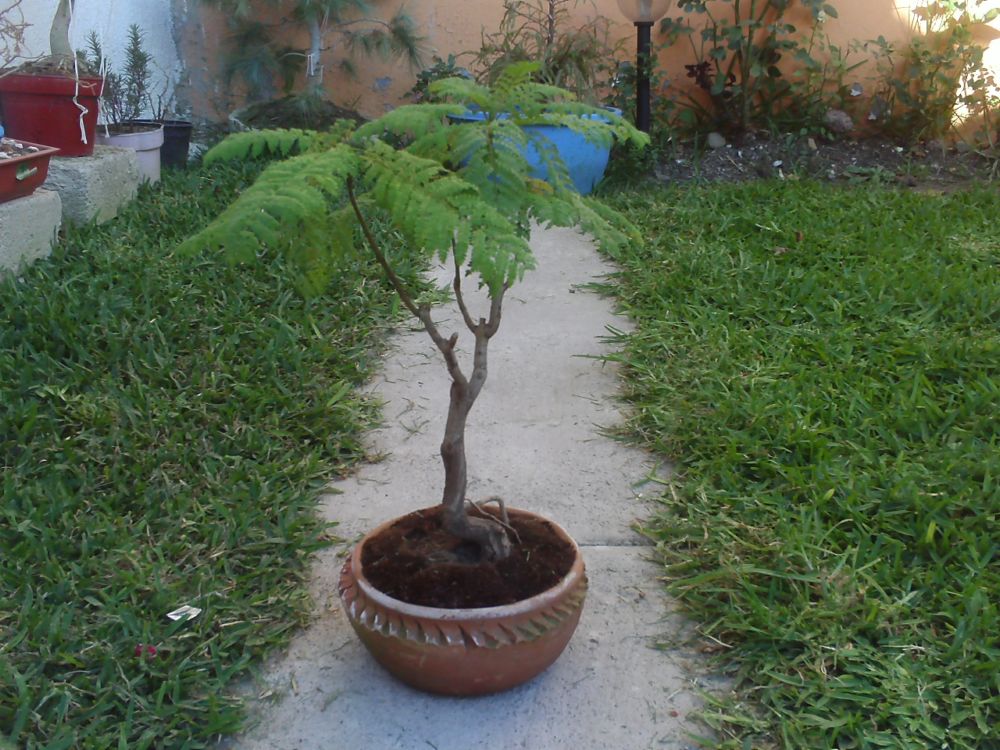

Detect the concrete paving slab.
xmin=224 ymin=225 xmax=722 ymax=749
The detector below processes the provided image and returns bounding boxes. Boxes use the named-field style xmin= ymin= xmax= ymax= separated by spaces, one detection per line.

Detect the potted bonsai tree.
xmin=0 ymin=0 xmax=104 ymax=156
xmin=88 ymin=25 xmax=164 ymax=183
xmin=180 ymin=63 xmax=647 ymax=695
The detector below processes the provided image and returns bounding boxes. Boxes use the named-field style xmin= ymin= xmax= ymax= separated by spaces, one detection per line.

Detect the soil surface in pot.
xmin=361 ymin=507 xmax=576 ymax=609
xmin=8 ymin=56 xmax=99 ymax=77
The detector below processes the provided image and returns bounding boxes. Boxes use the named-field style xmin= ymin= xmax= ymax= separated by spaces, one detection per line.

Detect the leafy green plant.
xmin=407 ymin=54 xmax=473 ymax=102
xmin=773 ymin=28 xmax=866 ymax=135
xmin=659 ymin=0 xmax=840 ymax=133
xmin=605 ymin=181 xmax=1000 ymax=749
xmin=965 ymin=86 xmax=1000 ymax=178
xmin=866 ymin=0 xmax=1000 ymax=141
xmin=182 ymin=63 xmax=647 ymax=557
xmin=86 ymin=24 xmax=152 ymax=128
xmin=470 ymin=0 xmax=622 ymax=104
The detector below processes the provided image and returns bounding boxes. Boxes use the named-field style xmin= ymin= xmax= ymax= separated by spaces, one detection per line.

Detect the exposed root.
xmin=468 ymin=496 xmax=522 ymax=547
xmin=443 ymin=507 xmax=512 ymax=561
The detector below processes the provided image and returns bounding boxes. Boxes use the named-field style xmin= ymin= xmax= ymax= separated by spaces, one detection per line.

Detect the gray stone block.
xmin=44 ymin=146 xmax=139 ymax=225
xmin=0 ymin=188 xmax=62 ymax=275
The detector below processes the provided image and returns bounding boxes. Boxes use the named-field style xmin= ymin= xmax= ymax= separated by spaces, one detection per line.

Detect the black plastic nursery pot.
xmin=129 ymin=118 xmax=192 ymax=168
xmin=159 ymin=120 xmax=193 ymax=168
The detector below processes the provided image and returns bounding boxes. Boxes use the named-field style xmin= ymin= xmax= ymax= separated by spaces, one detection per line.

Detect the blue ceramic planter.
xmin=448 ymin=108 xmax=621 ymax=195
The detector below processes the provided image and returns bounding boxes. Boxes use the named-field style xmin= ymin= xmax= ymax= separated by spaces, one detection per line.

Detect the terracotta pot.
xmin=0 ymin=139 xmax=59 ymax=204
xmin=338 ymin=508 xmax=587 ymax=696
xmin=0 ymin=73 xmax=103 ymax=157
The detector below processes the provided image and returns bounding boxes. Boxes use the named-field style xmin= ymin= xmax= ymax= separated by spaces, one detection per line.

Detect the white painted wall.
xmin=13 ymin=0 xmax=182 ymax=117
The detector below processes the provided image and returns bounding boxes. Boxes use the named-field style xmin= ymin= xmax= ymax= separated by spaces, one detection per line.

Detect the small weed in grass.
xmin=0 ymin=162 xmax=407 ymax=747
xmin=604 ymin=182 xmax=999 ymax=749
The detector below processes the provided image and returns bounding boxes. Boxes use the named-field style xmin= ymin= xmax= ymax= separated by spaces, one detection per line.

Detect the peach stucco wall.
xmin=180 ymin=0 xmax=1000 ymax=124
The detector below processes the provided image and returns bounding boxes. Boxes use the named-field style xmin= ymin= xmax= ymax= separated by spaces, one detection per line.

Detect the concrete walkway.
xmin=228 ymin=226 xmax=719 ymax=750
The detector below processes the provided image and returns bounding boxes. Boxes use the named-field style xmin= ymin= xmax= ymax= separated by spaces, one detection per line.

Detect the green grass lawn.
xmin=605 ymin=182 xmax=999 ymax=749
xmin=0 ymin=163 xmax=408 ymax=748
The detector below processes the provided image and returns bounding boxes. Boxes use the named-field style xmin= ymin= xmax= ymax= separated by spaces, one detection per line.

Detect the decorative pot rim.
xmin=349 ymin=507 xmax=584 ymax=621
xmin=96 ymin=123 xmax=165 ymax=149
xmin=0 ymin=71 xmax=103 ymax=95
xmin=127 ymin=118 xmax=193 ymax=129
xmin=447 ymin=106 xmax=623 ymax=125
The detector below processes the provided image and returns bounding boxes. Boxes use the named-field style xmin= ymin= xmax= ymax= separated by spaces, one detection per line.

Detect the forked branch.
xmin=347 ymin=178 xmax=511 ymax=559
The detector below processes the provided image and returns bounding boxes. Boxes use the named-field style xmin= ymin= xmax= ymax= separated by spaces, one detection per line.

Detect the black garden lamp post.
xmin=615 ymin=0 xmax=671 ymax=132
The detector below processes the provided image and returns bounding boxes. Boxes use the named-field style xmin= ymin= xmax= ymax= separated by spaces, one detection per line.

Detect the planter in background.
xmin=96 ymin=122 xmax=164 ymax=184
xmin=0 ymin=139 xmax=60 ymax=204
xmin=448 ymin=108 xmax=620 ymax=195
xmin=159 ymin=119 xmax=192 ymax=168
xmin=338 ymin=507 xmax=587 ymax=696
xmin=0 ymin=73 xmax=103 ymax=157
xmin=129 ymin=118 xmax=192 ymax=168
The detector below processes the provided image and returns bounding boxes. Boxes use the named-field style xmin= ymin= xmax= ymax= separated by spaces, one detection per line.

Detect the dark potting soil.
xmin=361 ymin=507 xmax=576 ymax=609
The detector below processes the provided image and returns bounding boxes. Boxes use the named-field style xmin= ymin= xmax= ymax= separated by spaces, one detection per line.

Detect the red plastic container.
xmin=0 ymin=73 xmax=103 ymax=157
xmin=0 ymin=140 xmax=60 ymax=204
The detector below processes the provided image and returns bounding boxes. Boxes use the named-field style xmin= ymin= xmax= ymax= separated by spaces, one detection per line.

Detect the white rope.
xmin=66 ymin=0 xmax=90 ymax=146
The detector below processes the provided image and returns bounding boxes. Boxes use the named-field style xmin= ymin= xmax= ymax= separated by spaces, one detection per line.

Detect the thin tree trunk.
xmin=437 ymin=325 xmax=510 ymax=560
xmin=346 ymin=180 xmax=512 ymax=559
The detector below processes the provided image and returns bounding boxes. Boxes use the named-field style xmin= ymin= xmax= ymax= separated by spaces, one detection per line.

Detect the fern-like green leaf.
xmin=180 ymin=145 xmax=361 ymax=268
xmin=181 ymin=64 xmax=647 ymax=301
xmin=203 ymin=128 xmax=319 ymax=164
xmin=353 ymin=104 xmax=467 ymax=143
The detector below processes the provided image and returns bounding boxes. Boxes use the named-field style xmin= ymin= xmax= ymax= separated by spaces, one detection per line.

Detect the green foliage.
xmin=407 ymin=54 xmax=473 ymax=103
xmin=775 ymin=30 xmax=866 ymax=136
xmin=0 ymin=160 xmax=408 ymax=747
xmin=183 ymin=63 xmax=648 ymax=296
xmin=604 ymin=181 xmax=1000 ymax=749
xmin=340 ymin=7 xmax=424 ymax=70
xmin=217 ymin=19 xmax=304 ymax=100
xmin=866 ymin=0 xmax=1000 ymax=142
xmin=658 ymin=0 xmax=854 ymax=134
xmin=203 ymin=127 xmax=321 ymax=163
xmin=470 ymin=0 xmax=623 ymax=104
xmin=86 ymin=24 xmax=153 ymax=126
